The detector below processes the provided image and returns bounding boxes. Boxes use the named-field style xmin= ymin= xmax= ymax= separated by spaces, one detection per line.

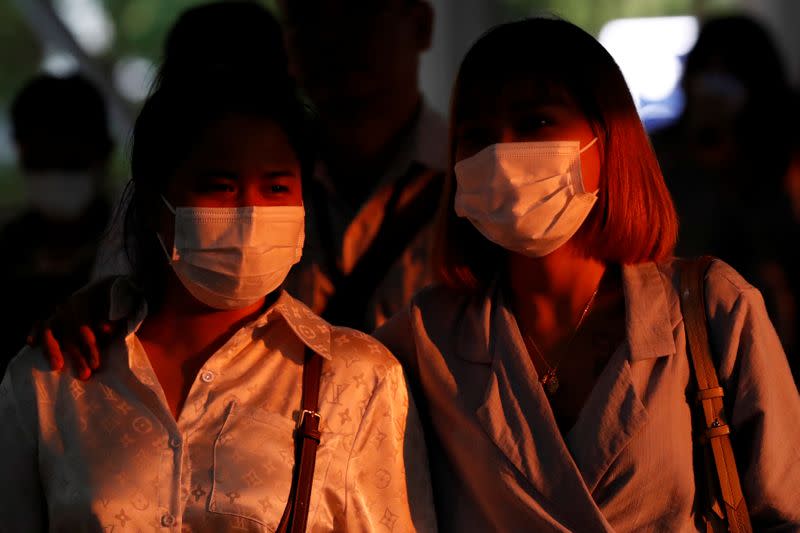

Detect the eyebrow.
xmin=508 ymin=101 xmax=568 ymax=113
xmin=198 ymin=170 xmax=237 ymax=179
xmin=196 ymin=169 xmax=298 ymax=179
xmin=262 ymin=169 xmax=299 ymax=179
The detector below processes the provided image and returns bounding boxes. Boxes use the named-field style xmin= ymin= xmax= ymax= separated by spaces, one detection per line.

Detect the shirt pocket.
xmin=209 ymin=401 xmax=297 ymax=531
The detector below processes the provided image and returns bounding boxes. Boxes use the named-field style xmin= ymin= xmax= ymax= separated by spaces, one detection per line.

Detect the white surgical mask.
xmin=158 ymin=196 xmax=305 ymax=310
xmin=454 ymin=138 xmax=598 ymax=257
xmin=26 ymin=171 xmax=95 ymax=220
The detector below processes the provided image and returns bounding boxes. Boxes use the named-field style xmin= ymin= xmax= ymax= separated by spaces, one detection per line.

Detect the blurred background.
xmin=4 ymin=0 xmax=799 ymax=214
xmin=2 ymin=0 xmax=800 ymax=382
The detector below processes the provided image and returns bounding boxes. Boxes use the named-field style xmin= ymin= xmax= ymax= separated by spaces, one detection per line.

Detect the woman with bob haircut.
xmin=375 ymin=17 xmax=800 ymax=532
xmin=0 ymin=74 xmax=436 ymax=531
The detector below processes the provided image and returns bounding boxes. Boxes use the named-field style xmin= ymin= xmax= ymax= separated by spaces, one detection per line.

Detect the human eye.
xmin=262 ymin=173 xmax=299 ymax=196
xmin=513 ymin=115 xmax=552 ymax=136
xmin=196 ymin=175 xmax=237 ymax=194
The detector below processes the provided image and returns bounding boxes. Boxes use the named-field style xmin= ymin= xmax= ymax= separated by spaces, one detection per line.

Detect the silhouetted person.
xmin=280 ymin=0 xmax=448 ymax=330
xmin=0 ymin=74 xmax=112 ymax=376
xmin=653 ymin=15 xmax=800 ymax=373
xmin=157 ymin=0 xmax=288 ymax=88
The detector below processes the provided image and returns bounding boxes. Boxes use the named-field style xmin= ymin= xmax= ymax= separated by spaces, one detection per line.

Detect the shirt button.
xmin=161 ymin=513 xmax=175 ymax=527
xmin=169 ymin=436 xmax=181 ymax=449
xmin=201 ymin=370 xmax=215 ymax=383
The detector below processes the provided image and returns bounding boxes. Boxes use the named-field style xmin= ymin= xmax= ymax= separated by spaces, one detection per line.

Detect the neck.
xmin=508 ymin=244 xmax=606 ymax=350
xmin=137 ymin=272 xmax=271 ymax=359
xmin=320 ymin=89 xmax=421 ymax=201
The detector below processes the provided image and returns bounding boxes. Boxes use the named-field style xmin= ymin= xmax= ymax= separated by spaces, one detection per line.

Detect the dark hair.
xmin=156 ymin=1 xmax=288 ymax=90
xmin=435 ymin=17 xmax=678 ymax=289
xmin=683 ymin=15 xmax=786 ymax=97
xmin=123 ymin=77 xmax=316 ymax=304
xmin=681 ymin=14 xmax=792 ymax=190
xmin=11 ymin=73 xmax=112 ymax=160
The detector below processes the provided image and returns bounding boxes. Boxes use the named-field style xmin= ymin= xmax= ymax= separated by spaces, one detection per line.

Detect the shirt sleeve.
xmin=707 ymin=264 xmax=800 ymax=530
xmin=342 ymin=362 xmax=437 ymax=533
xmin=0 ymin=354 xmax=47 ymax=532
xmin=373 ymin=308 xmax=419 ymax=376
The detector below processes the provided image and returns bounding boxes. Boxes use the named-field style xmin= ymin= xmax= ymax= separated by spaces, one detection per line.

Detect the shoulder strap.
xmin=277 ymin=348 xmax=323 ymax=533
xmin=320 ymin=165 xmax=445 ymax=329
xmin=679 ymin=256 xmax=752 ymax=533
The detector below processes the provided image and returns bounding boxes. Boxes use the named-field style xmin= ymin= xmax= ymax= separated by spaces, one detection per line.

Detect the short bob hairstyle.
xmin=434 ymin=17 xmax=678 ymax=289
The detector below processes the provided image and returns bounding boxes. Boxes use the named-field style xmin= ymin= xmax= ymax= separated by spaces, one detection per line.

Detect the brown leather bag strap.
xmin=679 ymin=257 xmax=753 ymax=533
xmin=277 ymin=348 xmax=323 ymax=533
xmin=319 ymin=166 xmax=445 ymax=329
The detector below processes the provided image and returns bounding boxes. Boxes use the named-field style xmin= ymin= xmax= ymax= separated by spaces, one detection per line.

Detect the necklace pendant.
xmin=540 ymin=371 xmax=560 ymax=396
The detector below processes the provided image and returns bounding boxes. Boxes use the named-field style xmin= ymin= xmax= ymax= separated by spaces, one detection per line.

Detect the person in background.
xmin=280 ymin=0 xmax=448 ymax=330
xmin=158 ymin=0 xmax=287 ymax=87
xmin=33 ymin=0 xmax=447 ymax=375
xmin=652 ymin=15 xmax=800 ymax=378
xmin=0 ymin=73 xmax=112 ymax=377
xmin=23 ymin=12 xmax=800 ymax=532
xmin=0 ymin=73 xmax=435 ymax=532
xmin=374 ymin=17 xmax=800 ymax=531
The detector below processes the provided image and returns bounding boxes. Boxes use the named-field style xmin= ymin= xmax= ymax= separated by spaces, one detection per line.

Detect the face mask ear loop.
xmin=579 ymin=136 xmax=599 ymax=154
xmin=577 ymin=137 xmax=601 ymax=195
xmin=157 ymin=233 xmax=178 ymax=264
xmin=157 ymin=194 xmax=177 ymax=263
xmin=160 ymin=194 xmax=177 ymax=215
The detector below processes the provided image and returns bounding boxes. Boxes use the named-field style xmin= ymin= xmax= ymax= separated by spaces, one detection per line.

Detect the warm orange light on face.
xmin=166 ymin=114 xmax=303 ymax=210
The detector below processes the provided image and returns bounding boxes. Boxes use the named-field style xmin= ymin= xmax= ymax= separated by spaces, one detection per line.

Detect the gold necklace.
xmin=525 ymin=286 xmax=600 ymax=396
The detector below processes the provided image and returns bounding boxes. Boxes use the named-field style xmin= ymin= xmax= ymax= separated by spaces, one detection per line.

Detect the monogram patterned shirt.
xmin=0 ymin=285 xmax=436 ymax=532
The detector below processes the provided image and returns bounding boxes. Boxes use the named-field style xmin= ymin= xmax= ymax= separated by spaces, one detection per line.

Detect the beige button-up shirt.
xmin=0 ymin=288 xmax=436 ymax=532
xmin=375 ymin=260 xmax=800 ymax=532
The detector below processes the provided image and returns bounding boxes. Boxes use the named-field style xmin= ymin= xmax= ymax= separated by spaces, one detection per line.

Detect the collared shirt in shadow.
xmin=376 ymin=260 xmax=800 ymax=533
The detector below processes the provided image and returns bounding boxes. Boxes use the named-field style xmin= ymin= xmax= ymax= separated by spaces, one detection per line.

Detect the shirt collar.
xmin=111 ymin=280 xmax=333 ymax=361
xmin=453 ymin=262 xmax=678 ymax=364
xmin=621 ymin=262 xmax=677 ymax=360
xmin=254 ymin=290 xmax=333 ymax=360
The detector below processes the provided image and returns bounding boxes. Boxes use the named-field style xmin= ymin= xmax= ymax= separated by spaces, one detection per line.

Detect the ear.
xmin=411 ymin=1 xmax=434 ymax=52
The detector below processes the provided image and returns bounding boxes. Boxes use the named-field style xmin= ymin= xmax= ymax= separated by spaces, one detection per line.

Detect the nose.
xmin=240 ymin=178 xmax=262 ymax=207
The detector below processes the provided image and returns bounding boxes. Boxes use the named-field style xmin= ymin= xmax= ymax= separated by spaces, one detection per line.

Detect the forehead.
xmin=455 ymin=74 xmax=577 ymax=122
xmin=187 ymin=114 xmax=298 ymax=164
